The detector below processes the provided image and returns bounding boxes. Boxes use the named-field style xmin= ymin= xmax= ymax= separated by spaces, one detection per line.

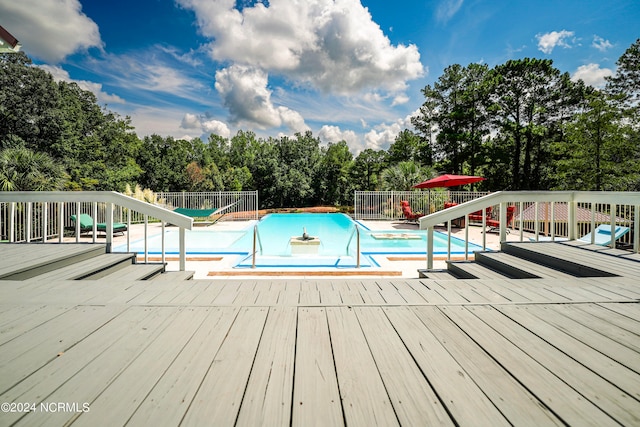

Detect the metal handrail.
xmin=345 ymin=224 xmax=361 ymax=268
xmin=251 ymin=224 xmax=264 ymax=269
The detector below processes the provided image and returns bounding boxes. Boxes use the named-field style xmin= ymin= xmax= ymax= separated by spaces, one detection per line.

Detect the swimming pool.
xmin=116 ymin=213 xmax=483 ymax=268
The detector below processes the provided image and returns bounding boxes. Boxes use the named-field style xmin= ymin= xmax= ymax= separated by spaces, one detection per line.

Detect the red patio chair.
xmin=486 ymin=206 xmax=516 ymax=232
xmin=400 ymin=200 xmax=421 ymax=222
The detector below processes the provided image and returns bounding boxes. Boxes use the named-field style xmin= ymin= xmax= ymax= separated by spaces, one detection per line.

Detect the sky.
xmin=1 ymin=0 xmax=638 ymax=154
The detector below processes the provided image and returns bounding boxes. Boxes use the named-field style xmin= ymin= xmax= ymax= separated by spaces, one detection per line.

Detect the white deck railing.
xmin=0 ymin=191 xmax=193 ymax=271
xmin=419 ymin=191 xmax=640 ymax=269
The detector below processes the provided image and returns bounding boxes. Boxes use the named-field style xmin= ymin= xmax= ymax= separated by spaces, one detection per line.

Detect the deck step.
xmin=151 ymin=271 xmax=195 ymax=281
xmin=417 ymin=269 xmax=457 ymax=280
xmin=94 ymin=263 xmax=165 ymax=281
xmin=25 ymin=253 xmax=136 ymax=281
xmin=0 ymin=244 xmax=107 ymax=280
xmin=502 ymin=242 xmax=619 ymax=277
xmin=474 ymin=251 xmax=577 ymax=279
xmin=446 ymin=260 xmax=509 ymax=280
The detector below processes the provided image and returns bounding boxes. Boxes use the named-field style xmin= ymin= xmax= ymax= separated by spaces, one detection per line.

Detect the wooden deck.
xmin=1 ymin=244 xmax=640 ymax=425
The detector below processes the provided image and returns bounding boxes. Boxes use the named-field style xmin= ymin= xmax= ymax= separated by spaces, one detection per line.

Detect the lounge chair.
xmin=70 ymin=214 xmax=127 ymax=236
xmin=485 ymin=206 xmax=516 ymax=233
xmin=468 ymin=206 xmax=492 ymax=222
xmin=531 ymin=224 xmax=630 ymax=246
xmin=400 ymin=200 xmax=421 ymax=222
xmin=173 ymin=201 xmax=240 ymax=225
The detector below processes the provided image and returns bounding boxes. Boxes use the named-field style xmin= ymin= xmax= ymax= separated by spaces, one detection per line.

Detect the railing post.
xmin=42 ymin=202 xmax=48 ymax=243
xmin=499 ymin=202 xmax=507 ymax=243
xmin=635 ymin=205 xmax=639 ymax=254
xmin=106 ymin=202 xmax=113 ymax=252
xmin=9 ymin=202 xmax=15 ymax=243
xmin=426 ymin=226 xmax=434 ymax=270
xmin=58 ymin=202 xmax=64 ymax=243
xmin=610 ymin=203 xmax=616 ymax=248
xmin=26 ymin=202 xmax=32 ymax=242
xmin=568 ymin=200 xmax=577 ymax=240
xmin=179 ymin=227 xmax=186 ymax=271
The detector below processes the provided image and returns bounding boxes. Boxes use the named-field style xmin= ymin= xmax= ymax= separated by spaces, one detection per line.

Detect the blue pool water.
xmin=116 ymin=213 xmax=483 ymax=268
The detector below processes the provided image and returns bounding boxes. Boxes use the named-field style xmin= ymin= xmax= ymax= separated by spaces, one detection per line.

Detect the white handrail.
xmin=0 ymin=191 xmax=193 ymax=271
xmin=419 ymin=191 xmax=640 ymax=269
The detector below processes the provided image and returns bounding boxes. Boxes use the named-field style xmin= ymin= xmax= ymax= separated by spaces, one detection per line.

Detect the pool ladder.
xmin=345 ymin=225 xmax=361 ymax=268
xmin=252 ymin=224 xmax=264 ymax=269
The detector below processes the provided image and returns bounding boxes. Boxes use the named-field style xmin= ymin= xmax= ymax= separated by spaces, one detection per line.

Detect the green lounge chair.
xmin=172 ymin=201 xmax=240 ymax=225
xmin=70 ymin=214 xmax=128 ymax=236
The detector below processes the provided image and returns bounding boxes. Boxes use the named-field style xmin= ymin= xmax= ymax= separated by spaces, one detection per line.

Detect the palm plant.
xmin=0 ymin=147 xmax=67 ymax=191
xmin=380 ymin=161 xmax=433 ymax=191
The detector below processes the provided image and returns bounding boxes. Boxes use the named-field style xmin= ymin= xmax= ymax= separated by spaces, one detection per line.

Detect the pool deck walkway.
xmin=1 ymin=242 xmax=640 ymax=425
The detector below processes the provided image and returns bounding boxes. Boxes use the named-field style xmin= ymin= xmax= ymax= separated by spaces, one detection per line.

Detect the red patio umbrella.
xmin=413 ymin=174 xmax=485 ymax=189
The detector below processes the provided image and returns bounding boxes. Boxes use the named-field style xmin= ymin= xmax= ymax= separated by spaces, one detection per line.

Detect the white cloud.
xmin=571 ymin=63 xmax=613 ymax=88
xmin=201 ymin=119 xmax=231 ymax=138
xmin=180 ymin=113 xmax=202 ymax=130
xmin=391 ymin=94 xmax=410 ymax=106
xmin=180 ymin=113 xmax=231 ymax=138
xmin=177 ymin=0 xmax=423 ymax=95
xmin=319 ymin=125 xmax=359 ymax=147
xmin=592 ymin=35 xmax=613 ymax=52
xmin=38 ymin=64 xmax=125 ymax=105
xmin=0 ymin=0 xmax=102 ymax=63
xmin=214 ymin=64 xmax=308 ymax=131
xmin=436 ymin=0 xmax=464 ymax=22
xmin=536 ymin=30 xmax=575 ymax=54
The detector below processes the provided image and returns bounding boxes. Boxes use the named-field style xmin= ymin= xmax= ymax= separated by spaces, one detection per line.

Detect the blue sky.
xmin=1 ymin=0 xmax=638 ymax=153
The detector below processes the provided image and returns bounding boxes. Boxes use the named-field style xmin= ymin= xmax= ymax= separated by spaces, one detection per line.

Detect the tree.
xmin=0 ymin=52 xmax=62 ymax=153
xmin=387 ymin=129 xmax=422 ymax=164
xmin=275 ymin=131 xmax=321 ymax=206
xmin=380 ymin=161 xmax=432 ymax=191
xmin=554 ymin=90 xmax=640 ymax=190
xmin=487 ymin=58 xmax=576 ymax=189
xmin=606 ymin=38 xmax=640 ymax=113
xmin=412 ymin=63 xmax=490 ymax=175
xmin=316 ymin=141 xmax=354 ymax=205
xmin=351 ymin=148 xmax=386 ymax=190
xmin=0 ymin=147 xmax=67 ymax=191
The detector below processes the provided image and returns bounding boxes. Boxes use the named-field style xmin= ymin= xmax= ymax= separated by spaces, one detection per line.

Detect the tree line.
xmin=1 ymin=39 xmax=639 ymax=208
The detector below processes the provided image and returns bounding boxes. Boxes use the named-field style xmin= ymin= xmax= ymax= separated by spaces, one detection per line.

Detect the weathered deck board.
xmin=180 ymin=307 xmax=268 ymax=425
xmin=355 ymin=307 xmax=455 ymax=426
xmin=326 ymin=307 xmax=400 ymax=426
xmin=235 ymin=306 xmax=297 ymax=426
xmin=71 ymin=307 xmax=213 ymax=426
xmin=470 ymin=305 xmax=640 ymax=426
xmin=382 ymin=306 xmax=510 ymax=426
xmin=292 ymin=307 xmax=343 ymax=426
xmin=0 ymin=305 xmax=123 ymax=391
xmin=439 ymin=305 xmax=621 ymax=426
xmin=405 ymin=306 xmax=564 ymax=426
xmin=124 ymin=307 xmax=240 ymax=426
